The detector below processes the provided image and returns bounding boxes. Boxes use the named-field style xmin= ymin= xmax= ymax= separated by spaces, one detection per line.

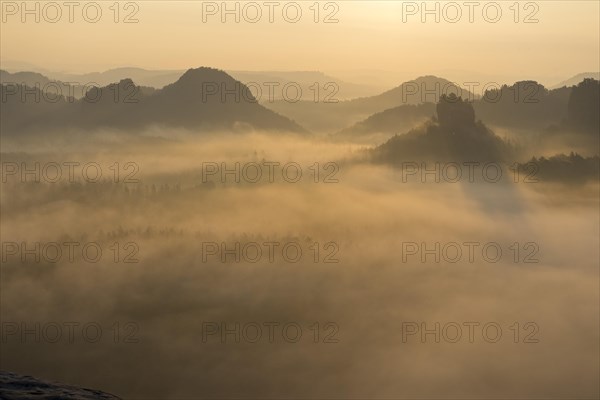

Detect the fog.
xmin=1 ymin=131 xmax=598 ymax=399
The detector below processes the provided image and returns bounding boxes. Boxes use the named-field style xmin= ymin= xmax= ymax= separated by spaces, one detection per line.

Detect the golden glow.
xmin=1 ymin=1 xmax=598 ymax=85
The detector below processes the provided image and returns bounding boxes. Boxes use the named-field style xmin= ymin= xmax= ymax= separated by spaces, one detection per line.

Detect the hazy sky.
xmin=1 ymin=1 xmax=599 ymax=85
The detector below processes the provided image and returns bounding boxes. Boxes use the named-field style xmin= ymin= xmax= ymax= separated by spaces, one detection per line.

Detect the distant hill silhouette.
xmin=1 ymin=69 xmax=53 ymax=86
xmin=0 ymin=67 xmax=305 ymax=134
xmin=543 ymin=79 xmax=600 ymax=147
xmin=7 ymin=67 xmax=379 ymax=98
xmin=371 ymin=94 xmax=512 ymax=163
xmin=228 ymin=70 xmax=379 ymax=100
xmin=551 ymin=72 xmax=600 ymax=89
xmin=0 ymin=69 xmax=108 ymax=100
xmin=336 ymin=103 xmax=435 ymax=138
xmin=348 ymin=75 xmax=476 ymax=109
xmin=265 ymin=76 xmax=476 ymax=132
xmin=473 ymin=81 xmax=571 ymax=129
xmin=515 ymin=153 xmax=600 ymax=183
xmin=565 ymin=78 xmax=600 ymax=133
xmin=338 ymin=80 xmax=576 ymax=139
xmin=21 ymin=67 xmax=185 ymax=89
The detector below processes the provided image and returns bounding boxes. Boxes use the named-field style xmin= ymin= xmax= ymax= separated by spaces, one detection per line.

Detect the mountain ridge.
xmin=0 ymin=67 xmax=306 ymax=134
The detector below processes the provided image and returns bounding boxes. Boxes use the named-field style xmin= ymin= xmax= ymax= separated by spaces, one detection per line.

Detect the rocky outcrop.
xmin=0 ymin=371 xmax=121 ymax=400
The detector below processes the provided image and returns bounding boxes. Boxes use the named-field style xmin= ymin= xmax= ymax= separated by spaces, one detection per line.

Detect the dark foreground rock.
xmin=0 ymin=371 xmax=121 ymax=400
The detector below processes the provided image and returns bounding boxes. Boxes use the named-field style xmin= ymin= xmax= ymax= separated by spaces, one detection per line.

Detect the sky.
xmin=1 ymin=1 xmax=599 ymax=86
